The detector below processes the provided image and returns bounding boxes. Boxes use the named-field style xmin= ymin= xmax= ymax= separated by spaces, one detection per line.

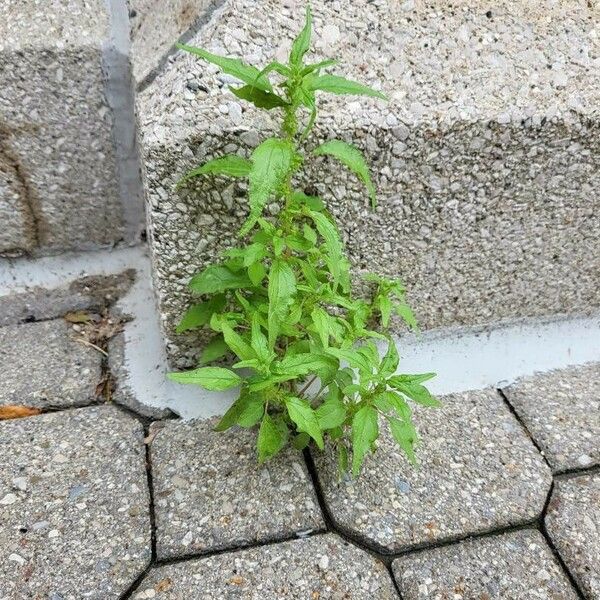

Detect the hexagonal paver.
xmin=132 ymin=533 xmax=398 ymax=599
xmin=392 ymin=529 xmax=577 ymax=599
xmin=503 ymin=362 xmax=600 ymax=472
xmin=0 ymin=406 xmax=151 ymax=598
xmin=313 ymin=388 xmax=552 ymax=553
xmin=545 ymin=473 xmax=600 ymax=599
xmin=0 ymin=319 xmax=102 ymax=408
xmin=150 ymin=418 xmax=325 ymax=559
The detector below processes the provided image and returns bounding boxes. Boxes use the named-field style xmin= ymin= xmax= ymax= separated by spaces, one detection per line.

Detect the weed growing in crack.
xmin=169 ymin=7 xmax=438 ymax=476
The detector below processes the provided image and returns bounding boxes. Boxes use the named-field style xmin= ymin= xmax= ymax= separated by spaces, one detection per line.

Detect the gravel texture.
xmin=137 ymin=0 xmax=600 ymax=367
xmin=0 ymin=319 xmax=102 ymax=409
xmin=314 ymin=388 xmax=552 ymax=553
xmin=545 ymin=473 xmax=600 ymax=599
xmin=150 ymin=417 xmax=325 ymax=559
xmin=503 ymin=362 xmax=600 ymax=472
xmin=392 ymin=529 xmax=577 ymax=600
xmin=0 ymin=406 xmax=151 ymax=599
xmin=108 ymin=332 xmax=176 ymax=419
xmin=129 ymin=0 xmax=216 ymax=84
xmin=0 ymin=0 xmax=123 ymax=256
xmin=133 ymin=533 xmax=397 ymax=599
xmin=0 ymin=271 xmax=135 ymax=327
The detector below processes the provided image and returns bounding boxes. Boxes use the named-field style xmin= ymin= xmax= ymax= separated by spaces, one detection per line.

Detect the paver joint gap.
xmin=496 ymin=387 xmax=554 ymax=472
xmin=538 ymin=483 xmax=587 ymax=600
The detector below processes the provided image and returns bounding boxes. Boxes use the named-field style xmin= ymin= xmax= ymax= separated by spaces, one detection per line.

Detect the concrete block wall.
xmin=1 ymin=0 xmax=599 ymax=368
xmin=136 ymin=0 xmax=600 ymax=367
xmin=0 ymin=0 xmax=144 ymax=257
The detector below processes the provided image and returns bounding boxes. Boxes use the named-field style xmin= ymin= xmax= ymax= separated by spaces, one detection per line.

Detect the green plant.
xmin=169 ymin=7 xmax=439 ymax=476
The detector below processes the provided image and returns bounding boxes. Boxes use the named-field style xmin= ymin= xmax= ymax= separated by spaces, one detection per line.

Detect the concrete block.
xmin=0 ymin=0 xmax=124 ymax=256
xmin=138 ymin=0 xmax=600 ymax=366
xmin=129 ymin=0 xmax=216 ymax=84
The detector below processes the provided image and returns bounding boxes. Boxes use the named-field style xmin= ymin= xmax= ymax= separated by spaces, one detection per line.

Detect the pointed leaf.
xmin=311 ymin=306 xmax=331 ymax=347
xmin=315 ymin=396 xmax=346 ymax=430
xmin=231 ymin=85 xmax=288 ymax=110
xmin=214 ymin=391 xmax=265 ymax=431
xmin=221 ymin=321 xmax=255 ymax=361
xmin=167 ymin=367 xmax=241 ymax=391
xmin=308 ymin=74 xmax=386 ymax=100
xmin=176 ymin=295 xmax=226 ymax=333
xmin=388 ymin=416 xmax=418 ymax=464
xmin=177 ymin=44 xmax=272 ymax=91
xmin=351 ymin=405 xmax=379 ymax=476
xmin=178 ymin=155 xmax=251 ymax=186
xmin=241 ymin=138 xmax=294 ymax=235
xmin=314 ymin=139 xmax=376 ymax=208
xmin=289 ymin=6 xmax=312 ymax=67
xmin=257 ymin=413 xmax=287 ymax=463
xmin=267 ymin=259 xmax=296 ymax=347
xmin=388 ymin=378 xmax=440 ymax=407
xmin=199 ymin=335 xmax=229 ymax=365
xmin=379 ymin=339 xmax=399 ymax=377
xmin=285 ymin=396 xmax=323 ymax=449
xmin=307 ymin=210 xmax=343 ymax=282
xmin=189 ymin=265 xmax=251 ymax=295
xmin=251 ymin=313 xmax=272 ymax=364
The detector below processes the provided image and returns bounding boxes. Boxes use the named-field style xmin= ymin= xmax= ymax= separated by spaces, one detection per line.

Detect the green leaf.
xmin=267 ymin=259 xmax=296 ymax=347
xmin=242 ymin=242 xmax=266 ymax=267
xmin=379 ymin=294 xmax=393 ymax=327
xmin=351 ymin=406 xmax=379 ymax=476
xmin=189 ymin=265 xmax=251 ymax=295
xmin=314 ymin=140 xmax=377 ymax=208
xmin=326 ymin=347 xmax=372 ymax=374
xmin=373 ymin=390 xmax=411 ymax=420
xmin=388 ymin=416 xmax=418 ymax=464
xmin=257 ymin=413 xmax=287 ymax=463
xmin=274 ymin=353 xmax=335 ymax=378
xmin=176 ymin=295 xmax=226 ymax=333
xmin=379 ymin=339 xmax=399 ymax=377
xmin=251 ymin=313 xmax=273 ymax=365
xmin=292 ymin=432 xmax=311 ymax=450
xmin=177 ymin=44 xmax=272 ymax=91
xmin=241 ymin=138 xmax=295 ymax=235
xmin=388 ymin=378 xmax=440 ymax=407
xmin=231 ymin=85 xmax=288 ymax=110
xmin=308 ymin=74 xmax=386 ymax=100
xmin=214 ymin=391 xmax=265 ymax=431
xmin=289 ymin=6 xmax=312 ymax=67
xmin=247 ymin=261 xmax=266 ymax=285
xmin=307 ymin=210 xmax=343 ymax=283
xmin=301 ymin=58 xmax=338 ymax=75
xmin=389 ymin=372 xmax=436 ymax=385
xmin=178 ymin=155 xmax=251 ymax=186
xmin=167 ymin=367 xmax=241 ymax=391
xmin=285 ymin=396 xmax=324 ymax=449
xmin=311 ymin=307 xmax=331 ymax=347
xmin=315 ymin=396 xmax=346 ymax=430
xmin=199 ymin=335 xmax=229 ymax=364
xmin=395 ymin=302 xmax=419 ymax=331
xmin=221 ymin=321 xmax=255 ymax=361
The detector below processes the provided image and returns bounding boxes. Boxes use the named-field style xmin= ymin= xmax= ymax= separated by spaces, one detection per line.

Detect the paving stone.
xmin=0 ymin=0 xmax=123 ymax=256
xmin=0 ymin=406 xmax=151 ymax=598
xmin=129 ymin=0 xmax=215 ymax=84
xmin=503 ymin=363 xmax=600 ymax=472
xmin=313 ymin=388 xmax=552 ymax=553
xmin=392 ymin=529 xmax=577 ymax=600
xmin=0 ymin=271 xmax=135 ymax=327
xmin=150 ymin=417 xmax=325 ymax=559
xmin=138 ymin=0 xmax=600 ymax=367
xmin=133 ymin=533 xmax=398 ymax=599
xmin=0 ymin=319 xmax=102 ymax=409
xmin=545 ymin=473 xmax=600 ymax=599
xmin=108 ymin=332 xmax=176 ymax=419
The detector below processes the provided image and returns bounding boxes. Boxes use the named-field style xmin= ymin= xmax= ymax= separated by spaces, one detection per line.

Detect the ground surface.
xmin=0 ymin=297 xmax=598 ymax=599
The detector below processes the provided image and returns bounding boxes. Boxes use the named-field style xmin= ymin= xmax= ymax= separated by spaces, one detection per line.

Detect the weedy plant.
xmin=169 ymin=7 xmax=439 ymax=476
